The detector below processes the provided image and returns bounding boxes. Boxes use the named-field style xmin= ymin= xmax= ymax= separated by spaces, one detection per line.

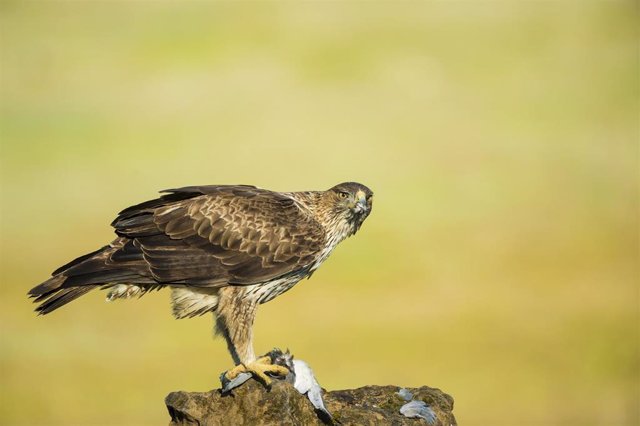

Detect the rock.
xmin=166 ymin=380 xmax=456 ymax=425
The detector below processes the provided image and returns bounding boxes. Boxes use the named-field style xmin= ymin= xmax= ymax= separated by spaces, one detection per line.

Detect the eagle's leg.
xmin=215 ymin=288 xmax=289 ymax=386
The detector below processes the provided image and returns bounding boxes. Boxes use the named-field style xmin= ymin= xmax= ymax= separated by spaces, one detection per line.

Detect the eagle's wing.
xmin=111 ymin=185 xmax=324 ymax=286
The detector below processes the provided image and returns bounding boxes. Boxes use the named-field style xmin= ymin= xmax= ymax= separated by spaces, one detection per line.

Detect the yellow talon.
xmin=225 ymin=355 xmax=290 ymax=385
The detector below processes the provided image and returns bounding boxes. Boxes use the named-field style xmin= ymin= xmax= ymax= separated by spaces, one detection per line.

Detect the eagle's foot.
xmin=225 ymin=355 xmax=290 ymax=387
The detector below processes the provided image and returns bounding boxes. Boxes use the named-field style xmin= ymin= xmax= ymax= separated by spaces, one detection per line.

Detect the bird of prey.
xmin=29 ymin=182 xmax=373 ymax=383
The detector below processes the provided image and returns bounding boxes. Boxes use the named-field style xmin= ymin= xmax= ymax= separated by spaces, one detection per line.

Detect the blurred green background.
xmin=1 ymin=2 xmax=638 ymax=425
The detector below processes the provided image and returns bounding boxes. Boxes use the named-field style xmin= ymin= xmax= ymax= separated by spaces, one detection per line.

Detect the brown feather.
xmin=28 ymin=183 xmax=372 ymax=324
xmin=28 ymin=182 xmax=373 ymax=374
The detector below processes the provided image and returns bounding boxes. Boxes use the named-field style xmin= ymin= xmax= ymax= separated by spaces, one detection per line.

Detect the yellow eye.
xmin=338 ymin=191 xmax=349 ymax=199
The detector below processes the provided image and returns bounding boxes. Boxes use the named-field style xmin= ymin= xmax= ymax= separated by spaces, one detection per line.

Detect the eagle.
xmin=29 ymin=182 xmax=373 ymax=383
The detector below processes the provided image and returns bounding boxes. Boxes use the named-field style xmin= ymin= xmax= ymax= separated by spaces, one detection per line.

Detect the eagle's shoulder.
xmin=114 ymin=185 xmax=257 ymax=222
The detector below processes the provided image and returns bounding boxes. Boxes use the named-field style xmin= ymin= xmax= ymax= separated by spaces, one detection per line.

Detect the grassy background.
xmin=1 ymin=2 xmax=638 ymax=425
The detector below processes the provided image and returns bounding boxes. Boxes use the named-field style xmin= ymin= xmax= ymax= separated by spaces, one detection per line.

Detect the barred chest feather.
xmin=245 ymin=276 xmax=302 ymax=304
xmin=245 ymin=218 xmax=352 ymax=305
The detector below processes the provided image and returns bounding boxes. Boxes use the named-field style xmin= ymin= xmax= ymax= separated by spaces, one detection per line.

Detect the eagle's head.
xmin=321 ymin=182 xmax=373 ymax=238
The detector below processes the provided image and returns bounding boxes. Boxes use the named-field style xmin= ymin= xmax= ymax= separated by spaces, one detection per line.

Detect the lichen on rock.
xmin=166 ymin=380 xmax=456 ymax=425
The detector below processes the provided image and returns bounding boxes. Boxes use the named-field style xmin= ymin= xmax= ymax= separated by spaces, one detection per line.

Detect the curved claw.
xmin=222 ymin=356 xmax=290 ymax=389
xmin=220 ymin=371 xmax=252 ymax=393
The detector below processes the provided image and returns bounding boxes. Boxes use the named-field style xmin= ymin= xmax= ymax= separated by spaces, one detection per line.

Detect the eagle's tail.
xmin=28 ymin=244 xmax=152 ymax=315
xmin=29 ymin=277 xmax=97 ymax=315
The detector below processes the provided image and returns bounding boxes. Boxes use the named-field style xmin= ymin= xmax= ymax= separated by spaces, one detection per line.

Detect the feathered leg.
xmin=215 ymin=287 xmax=288 ymax=385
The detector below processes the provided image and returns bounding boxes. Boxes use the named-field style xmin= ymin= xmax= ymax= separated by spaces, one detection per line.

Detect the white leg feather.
xmin=171 ymin=287 xmax=219 ymax=319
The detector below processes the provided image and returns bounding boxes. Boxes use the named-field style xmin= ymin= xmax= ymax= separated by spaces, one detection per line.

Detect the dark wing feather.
xmin=35 ymin=286 xmax=97 ymax=315
xmin=29 ymin=185 xmax=323 ymax=314
xmin=28 ymin=238 xmax=155 ymax=314
xmin=112 ymin=185 xmax=324 ymax=286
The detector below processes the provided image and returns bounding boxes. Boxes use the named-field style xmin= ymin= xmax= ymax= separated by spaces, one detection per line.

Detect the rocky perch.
xmin=166 ymin=380 xmax=456 ymax=425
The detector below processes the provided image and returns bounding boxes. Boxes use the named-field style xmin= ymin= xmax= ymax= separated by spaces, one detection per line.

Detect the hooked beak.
xmin=353 ymin=190 xmax=368 ymax=214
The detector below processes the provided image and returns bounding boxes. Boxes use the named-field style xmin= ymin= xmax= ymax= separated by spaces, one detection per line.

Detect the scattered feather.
xmin=400 ymin=400 xmax=436 ymax=425
xmin=396 ymin=387 xmax=413 ymax=401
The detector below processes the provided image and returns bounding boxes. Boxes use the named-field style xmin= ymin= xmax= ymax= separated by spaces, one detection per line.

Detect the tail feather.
xmin=28 ymin=275 xmax=66 ymax=299
xmin=35 ymin=286 xmax=97 ymax=315
xmin=29 ymin=242 xmax=153 ymax=315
